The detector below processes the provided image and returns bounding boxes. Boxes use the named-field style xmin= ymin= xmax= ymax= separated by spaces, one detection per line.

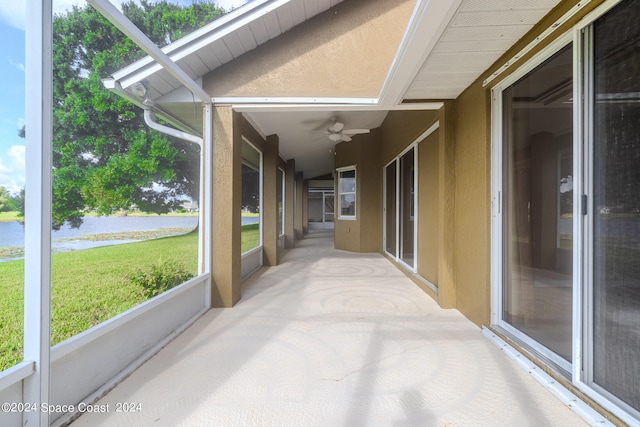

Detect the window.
xmin=241 ymin=138 xmax=262 ymax=254
xmin=337 ymin=167 xmax=356 ymax=219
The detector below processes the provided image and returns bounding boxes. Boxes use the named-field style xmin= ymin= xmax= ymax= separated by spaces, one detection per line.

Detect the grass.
xmin=241 ymin=223 xmax=260 ymax=253
xmin=0 ymin=221 xmax=262 ymax=371
xmin=0 ymin=211 xmax=22 ymax=222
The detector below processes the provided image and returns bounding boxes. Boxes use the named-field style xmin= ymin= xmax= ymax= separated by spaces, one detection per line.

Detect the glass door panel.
xmin=502 ymin=44 xmax=574 ymax=363
xmin=400 ymin=148 xmax=415 ymax=268
xmin=385 ymin=162 xmax=397 ymax=256
xmin=324 ymin=194 xmax=334 ymax=223
xmin=591 ymin=0 xmax=640 ymax=410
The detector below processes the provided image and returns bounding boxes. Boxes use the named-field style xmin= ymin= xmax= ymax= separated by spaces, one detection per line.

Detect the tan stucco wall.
xmin=451 ymin=83 xmax=491 ymax=326
xmin=417 ymin=130 xmax=439 ymax=285
xmin=334 ymin=136 xmax=361 ymax=253
xmin=334 ymin=129 xmax=382 ymax=253
xmin=380 ymin=110 xmax=439 ymax=166
xmin=203 ymin=0 xmax=416 ymax=98
xmin=358 ymin=131 xmax=382 ymax=253
xmin=210 ymin=106 xmax=242 ymax=307
xmin=263 ymin=134 xmax=279 ymax=267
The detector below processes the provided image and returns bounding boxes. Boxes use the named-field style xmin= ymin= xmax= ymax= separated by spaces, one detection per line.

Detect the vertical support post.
xmin=262 ymin=135 xmax=279 ymax=266
xmin=285 ymin=159 xmax=296 ymax=248
xmin=200 ymin=104 xmax=212 ymax=307
xmin=302 ymin=179 xmax=309 ymax=235
xmin=24 ymin=0 xmax=52 ymax=425
xmin=437 ymin=101 xmax=457 ymax=308
xmin=210 ymin=105 xmax=241 ymax=307
xmin=295 ymin=171 xmax=304 ymax=240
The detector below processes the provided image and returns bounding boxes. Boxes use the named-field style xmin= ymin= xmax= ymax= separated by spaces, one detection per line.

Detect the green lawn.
xmin=0 ymin=221 xmax=261 ymax=371
xmin=0 ymin=211 xmax=22 ymax=222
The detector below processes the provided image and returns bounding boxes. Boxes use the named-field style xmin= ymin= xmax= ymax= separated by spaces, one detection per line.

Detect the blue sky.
xmin=0 ymin=0 xmax=249 ymax=194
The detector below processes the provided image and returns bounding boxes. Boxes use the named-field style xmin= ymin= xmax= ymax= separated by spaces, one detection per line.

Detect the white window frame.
xmin=336 ymin=165 xmax=357 ymax=220
xmin=382 ymin=121 xmax=438 ymax=275
xmin=490 ymin=32 xmax=575 ymax=376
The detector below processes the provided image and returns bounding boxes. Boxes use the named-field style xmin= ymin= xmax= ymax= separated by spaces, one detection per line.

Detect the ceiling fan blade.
xmin=328 ymin=133 xmax=343 ymax=142
xmin=328 ymin=121 xmax=344 ymax=133
xmin=342 ymin=129 xmax=370 ymax=136
xmin=341 ymin=135 xmax=352 ymax=142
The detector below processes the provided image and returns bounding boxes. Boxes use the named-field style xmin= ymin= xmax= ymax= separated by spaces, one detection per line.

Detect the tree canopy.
xmin=49 ymin=0 xmax=224 ymax=229
xmin=0 ymin=187 xmax=22 ymax=213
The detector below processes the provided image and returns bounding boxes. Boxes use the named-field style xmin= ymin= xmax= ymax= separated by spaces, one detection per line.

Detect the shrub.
xmin=128 ymin=261 xmax=194 ymax=298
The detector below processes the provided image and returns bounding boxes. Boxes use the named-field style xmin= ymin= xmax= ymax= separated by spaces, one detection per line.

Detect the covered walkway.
xmin=72 ymin=232 xmax=587 ymax=426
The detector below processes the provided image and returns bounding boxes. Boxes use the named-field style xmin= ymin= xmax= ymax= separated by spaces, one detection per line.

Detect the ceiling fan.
xmin=322 ymin=118 xmax=370 ymax=142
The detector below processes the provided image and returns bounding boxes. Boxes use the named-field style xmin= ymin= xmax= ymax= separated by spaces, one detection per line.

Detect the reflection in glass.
xmin=400 ymin=148 xmax=415 ymax=267
xmin=338 ymin=169 xmax=356 ymax=217
xmin=502 ymin=44 xmax=573 ymax=362
xmin=592 ymin=0 xmax=640 ymax=410
xmin=242 ymin=139 xmax=261 ymax=253
xmin=324 ymin=194 xmax=334 ymax=223
xmin=385 ymin=162 xmax=397 ymax=256
xmin=277 ymin=168 xmax=284 ymax=238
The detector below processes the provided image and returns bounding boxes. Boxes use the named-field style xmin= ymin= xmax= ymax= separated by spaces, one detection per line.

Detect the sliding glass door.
xmin=494 ymin=0 xmax=640 ymax=421
xmin=384 ymin=147 xmax=416 ymax=270
xmin=588 ymin=0 xmax=640 ymax=412
xmin=501 ymin=43 xmax=574 ymax=368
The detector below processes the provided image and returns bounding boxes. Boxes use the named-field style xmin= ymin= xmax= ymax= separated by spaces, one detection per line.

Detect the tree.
xmin=0 ymin=187 xmax=22 ymax=213
xmin=50 ymin=0 xmax=224 ymax=229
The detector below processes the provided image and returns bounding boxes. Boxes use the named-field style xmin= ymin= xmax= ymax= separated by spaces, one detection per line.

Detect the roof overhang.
xmin=100 ymin=0 xmax=565 ymax=178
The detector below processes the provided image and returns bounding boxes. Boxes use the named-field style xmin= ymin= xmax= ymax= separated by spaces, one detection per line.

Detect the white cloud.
xmin=7 ymin=57 xmax=24 ymax=72
xmin=0 ymin=145 xmax=25 ymax=192
xmin=8 ymin=145 xmax=25 ymax=173
xmin=0 ymin=2 xmax=24 ymax=30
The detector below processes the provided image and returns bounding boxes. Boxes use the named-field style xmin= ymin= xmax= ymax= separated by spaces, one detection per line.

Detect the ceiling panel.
xmin=249 ymin=19 xmax=271 ymax=45
xmin=404 ymin=0 xmax=562 ymax=101
xmin=235 ymin=26 xmax=259 ymax=52
xmin=276 ymin=6 xmax=295 ymax=33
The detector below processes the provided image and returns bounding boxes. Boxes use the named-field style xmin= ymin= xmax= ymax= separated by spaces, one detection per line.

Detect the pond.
xmin=0 ymin=215 xmax=259 ymax=261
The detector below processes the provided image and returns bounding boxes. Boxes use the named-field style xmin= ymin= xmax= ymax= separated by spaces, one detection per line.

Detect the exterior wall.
xmin=202 ymin=0 xmax=416 ymax=99
xmin=380 ymin=111 xmax=439 ymax=166
xmin=417 ymin=130 xmax=439 ymax=284
xmin=334 ymin=136 xmax=361 ymax=252
xmin=210 ymin=106 xmax=242 ymax=307
xmin=263 ymin=134 xmax=279 ymax=266
xmin=285 ymin=159 xmax=296 ymax=248
xmin=452 ymin=83 xmax=491 ymax=326
xmin=334 ymin=129 xmax=381 ymax=253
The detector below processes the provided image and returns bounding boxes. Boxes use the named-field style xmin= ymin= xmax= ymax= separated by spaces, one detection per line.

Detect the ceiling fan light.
xmin=328 ymin=133 xmax=342 ymax=142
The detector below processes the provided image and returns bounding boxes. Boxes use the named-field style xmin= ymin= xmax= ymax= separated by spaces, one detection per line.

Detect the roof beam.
xmin=87 ymin=0 xmax=210 ymax=103
xmin=378 ymin=0 xmax=463 ymax=107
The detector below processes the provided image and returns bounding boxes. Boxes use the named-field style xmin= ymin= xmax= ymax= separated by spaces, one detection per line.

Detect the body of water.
xmin=0 ymin=215 xmax=259 ymax=257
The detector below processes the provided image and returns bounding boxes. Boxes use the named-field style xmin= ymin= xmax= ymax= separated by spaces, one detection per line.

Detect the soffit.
xmin=109 ymin=0 xmax=347 ymax=102
xmin=104 ymin=0 xmax=569 ymax=180
xmin=403 ymin=0 xmax=564 ymax=100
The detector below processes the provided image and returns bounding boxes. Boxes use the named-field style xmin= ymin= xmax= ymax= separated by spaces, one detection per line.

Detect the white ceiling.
xmin=106 ymin=0 xmax=563 ymax=180
xmin=246 ymin=110 xmax=389 ymax=179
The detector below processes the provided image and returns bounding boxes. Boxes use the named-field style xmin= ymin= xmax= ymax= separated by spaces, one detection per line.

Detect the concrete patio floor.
xmin=72 ymin=231 xmax=588 ymax=427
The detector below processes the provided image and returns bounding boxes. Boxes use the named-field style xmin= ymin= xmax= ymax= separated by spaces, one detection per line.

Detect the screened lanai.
xmin=2 ymin=0 xmax=639 ymax=426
